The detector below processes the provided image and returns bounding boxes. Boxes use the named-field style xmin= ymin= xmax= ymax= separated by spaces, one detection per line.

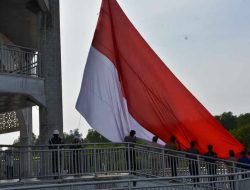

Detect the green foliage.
xmin=83 ymin=129 xmax=110 ymax=143
xmin=215 ymin=112 xmax=250 ymax=149
xmin=215 ymin=112 xmax=238 ymax=130
xmin=237 ymin=113 xmax=250 ymax=127
xmin=63 ymin=128 xmax=83 ymax=144
xmin=230 ymin=124 xmax=250 ymax=150
xmin=13 ymin=133 xmax=39 ymax=146
xmin=12 ymin=128 xmax=111 ymax=145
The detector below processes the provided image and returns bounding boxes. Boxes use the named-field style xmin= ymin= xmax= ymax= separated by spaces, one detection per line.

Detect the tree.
xmin=215 ymin=112 xmax=238 ymax=130
xmin=230 ymin=124 xmax=250 ymax=150
xmin=83 ymin=129 xmax=110 ymax=143
xmin=12 ymin=128 xmax=110 ymax=145
xmin=63 ymin=128 xmax=83 ymax=144
xmin=13 ymin=133 xmax=39 ymax=146
xmin=237 ymin=113 xmax=250 ymax=127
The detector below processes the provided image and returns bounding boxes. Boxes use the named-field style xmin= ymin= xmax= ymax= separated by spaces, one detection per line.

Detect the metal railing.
xmin=0 ymin=43 xmax=40 ymax=77
xmin=133 ymin=144 xmax=248 ymax=178
xmin=0 ymin=143 xmax=249 ymax=185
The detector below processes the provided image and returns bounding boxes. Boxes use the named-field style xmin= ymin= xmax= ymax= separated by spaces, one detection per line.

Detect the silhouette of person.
xmin=204 ymin=144 xmax=217 ymax=185
xmin=5 ymin=149 xmax=14 ymax=179
xmin=151 ymin=136 xmax=161 ymax=176
xmin=228 ymin=150 xmax=236 ymax=190
xmin=238 ymin=150 xmax=250 ymax=168
xmin=152 ymin=136 xmax=160 ymax=146
xmin=71 ymin=136 xmax=82 ymax=174
xmin=49 ymin=130 xmax=63 ymax=177
xmin=124 ymin=130 xmax=137 ymax=186
xmin=165 ymin=136 xmax=179 ymax=176
xmin=238 ymin=149 xmax=250 ymax=178
xmin=124 ymin=130 xmax=137 ymax=172
xmin=187 ymin=141 xmax=200 ymax=183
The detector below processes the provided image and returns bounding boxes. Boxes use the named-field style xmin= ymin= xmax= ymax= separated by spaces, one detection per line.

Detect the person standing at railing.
xmin=151 ymin=136 xmax=161 ymax=176
xmin=165 ymin=136 xmax=179 ymax=177
xmin=124 ymin=130 xmax=137 ymax=172
xmin=49 ymin=130 xmax=64 ymax=178
xmin=204 ymin=144 xmax=217 ymax=186
xmin=238 ymin=150 xmax=250 ymax=179
xmin=4 ymin=149 xmax=14 ymax=179
xmin=228 ymin=150 xmax=237 ymax=190
xmin=187 ymin=141 xmax=200 ymax=184
xmin=228 ymin=149 xmax=237 ymax=172
xmin=70 ymin=136 xmax=82 ymax=175
xmin=124 ymin=130 xmax=137 ymax=187
xmin=238 ymin=150 xmax=250 ymax=168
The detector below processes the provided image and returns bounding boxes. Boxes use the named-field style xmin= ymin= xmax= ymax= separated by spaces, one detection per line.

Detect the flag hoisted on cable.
xmin=76 ymin=0 xmax=243 ymax=158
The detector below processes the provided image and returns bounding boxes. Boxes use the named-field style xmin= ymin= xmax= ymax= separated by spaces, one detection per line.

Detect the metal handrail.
xmin=0 ymin=43 xmax=41 ymax=77
xmin=0 ymin=142 xmax=248 ymax=168
xmin=0 ymin=142 xmax=249 ymax=181
xmin=0 ymin=43 xmax=38 ymax=52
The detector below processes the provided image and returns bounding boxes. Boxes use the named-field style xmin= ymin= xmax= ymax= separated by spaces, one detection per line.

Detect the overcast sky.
xmin=1 ymin=0 xmax=250 ymax=144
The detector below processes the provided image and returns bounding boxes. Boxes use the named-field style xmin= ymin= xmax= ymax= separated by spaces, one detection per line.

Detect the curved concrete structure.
xmin=0 ymin=73 xmax=45 ymax=113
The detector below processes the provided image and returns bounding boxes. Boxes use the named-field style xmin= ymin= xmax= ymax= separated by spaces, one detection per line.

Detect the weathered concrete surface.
xmin=39 ymin=0 xmax=63 ymax=144
xmin=0 ymin=73 xmax=45 ymax=113
xmin=0 ymin=175 xmax=201 ymax=190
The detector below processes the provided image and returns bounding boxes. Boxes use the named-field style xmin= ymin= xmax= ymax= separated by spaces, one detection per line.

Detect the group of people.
xmin=124 ymin=130 xmax=250 ymax=183
xmin=49 ymin=130 xmax=82 ymax=177
xmin=48 ymin=128 xmax=250 ymax=184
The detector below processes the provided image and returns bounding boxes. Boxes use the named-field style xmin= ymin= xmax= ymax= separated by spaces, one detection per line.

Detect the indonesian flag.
xmin=76 ymin=0 xmax=243 ymax=157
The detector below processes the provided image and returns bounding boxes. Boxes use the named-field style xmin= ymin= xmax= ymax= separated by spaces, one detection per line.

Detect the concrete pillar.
xmin=19 ymin=107 xmax=32 ymax=177
xmin=39 ymin=0 xmax=63 ymax=145
xmin=20 ymin=108 xmax=32 ymax=146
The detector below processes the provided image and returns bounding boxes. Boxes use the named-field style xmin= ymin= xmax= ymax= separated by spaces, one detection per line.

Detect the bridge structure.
xmin=0 ymin=143 xmax=249 ymax=190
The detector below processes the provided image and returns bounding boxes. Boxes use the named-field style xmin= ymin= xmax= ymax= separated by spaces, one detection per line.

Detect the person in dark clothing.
xmin=187 ymin=141 xmax=200 ymax=184
xmin=124 ymin=130 xmax=137 ymax=172
xmin=5 ymin=149 xmax=14 ymax=179
xmin=151 ymin=136 xmax=161 ymax=176
xmin=124 ymin=130 xmax=137 ymax=186
xmin=238 ymin=150 xmax=250 ymax=178
xmin=204 ymin=144 xmax=217 ymax=186
xmin=238 ymin=150 xmax=250 ymax=168
xmin=165 ymin=136 xmax=179 ymax=177
xmin=228 ymin=150 xmax=236 ymax=190
xmin=49 ymin=130 xmax=63 ymax=177
xmin=71 ymin=137 xmax=82 ymax=174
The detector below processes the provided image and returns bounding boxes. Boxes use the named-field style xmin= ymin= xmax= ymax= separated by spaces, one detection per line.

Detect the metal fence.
xmin=0 ymin=143 xmax=249 ymax=183
xmin=0 ymin=43 xmax=40 ymax=77
xmin=133 ymin=144 xmax=248 ymax=178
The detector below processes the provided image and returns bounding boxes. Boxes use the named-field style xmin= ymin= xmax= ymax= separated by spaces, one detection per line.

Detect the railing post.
xmin=235 ymin=173 xmax=240 ymax=190
xmin=162 ymin=149 xmax=165 ymax=177
xmin=128 ymin=179 xmax=132 ymax=190
xmin=18 ymin=150 xmax=21 ymax=181
xmin=61 ymin=146 xmax=65 ymax=176
xmin=57 ymin=145 xmax=60 ymax=179
xmin=38 ymin=51 xmax=41 ymax=77
xmin=128 ymin=143 xmax=131 ymax=175
xmin=197 ymin=155 xmax=201 ymax=175
xmin=94 ymin=144 xmax=97 ymax=175
xmin=232 ymin=161 xmax=236 ymax=173
xmin=0 ymin=43 xmax=3 ymax=72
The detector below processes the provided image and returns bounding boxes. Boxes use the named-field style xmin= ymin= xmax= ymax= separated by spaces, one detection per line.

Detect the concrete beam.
xmin=0 ymin=73 xmax=45 ymax=113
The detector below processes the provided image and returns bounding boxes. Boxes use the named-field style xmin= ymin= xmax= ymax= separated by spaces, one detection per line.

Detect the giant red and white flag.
xmin=76 ymin=0 xmax=243 ymax=157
